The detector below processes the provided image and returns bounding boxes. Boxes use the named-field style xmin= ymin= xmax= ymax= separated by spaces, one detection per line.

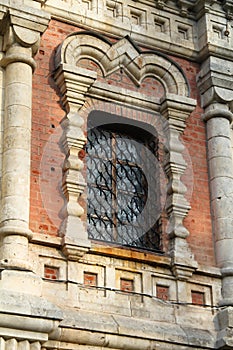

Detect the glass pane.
xmin=115 ymin=136 xmax=142 ymax=163
xmin=116 ymin=191 xmax=144 ymax=223
xmin=88 ymin=217 xmax=113 ymax=242
xmin=87 ymin=157 xmax=112 ymax=187
xmin=88 ymin=186 xmax=113 ymax=217
xmin=87 ymin=128 xmax=112 ymax=158
xmin=116 ymin=164 xmax=145 ymax=194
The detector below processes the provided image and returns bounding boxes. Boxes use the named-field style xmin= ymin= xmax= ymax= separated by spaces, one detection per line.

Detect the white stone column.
xmin=0 ymin=44 xmax=35 ymax=270
xmin=203 ymin=103 xmax=233 ymax=306
xmin=0 ymin=10 xmax=49 ymax=273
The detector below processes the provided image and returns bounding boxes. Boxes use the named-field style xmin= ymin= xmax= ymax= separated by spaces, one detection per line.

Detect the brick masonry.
xmin=84 ymin=272 xmax=98 ymax=286
xmin=120 ymin=279 xmax=134 ymax=292
xmin=191 ymin=291 xmax=205 ymax=306
xmin=156 ymin=285 xmax=169 ymax=301
xmin=44 ymin=265 xmax=59 ymax=280
xmin=31 ymin=19 xmax=215 ymax=267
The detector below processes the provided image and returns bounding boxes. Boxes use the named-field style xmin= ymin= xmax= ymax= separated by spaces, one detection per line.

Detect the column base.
xmin=216 ymin=307 xmax=233 ymax=349
xmin=0 ymin=270 xmax=42 ymax=296
xmin=0 ymin=289 xmax=62 ymax=347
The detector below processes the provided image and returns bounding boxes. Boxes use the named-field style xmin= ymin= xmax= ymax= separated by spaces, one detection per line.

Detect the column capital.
xmin=160 ymin=94 xmax=196 ymax=132
xmin=197 ymin=56 xmax=233 ymax=109
xmin=0 ymin=6 xmax=50 ymax=57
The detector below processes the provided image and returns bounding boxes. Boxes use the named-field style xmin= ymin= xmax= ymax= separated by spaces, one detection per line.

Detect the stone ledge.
xmin=57 ymin=309 xmax=215 ymax=349
xmin=0 ymin=290 xmax=63 ymax=320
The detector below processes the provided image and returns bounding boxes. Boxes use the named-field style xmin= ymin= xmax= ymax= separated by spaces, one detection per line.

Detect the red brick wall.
xmin=156 ymin=285 xmax=169 ymax=301
xmin=31 ymin=19 xmax=215 ymax=266
xmin=84 ymin=272 xmax=98 ymax=286
xmin=44 ymin=265 xmax=59 ymax=280
xmin=120 ymin=279 xmax=134 ymax=292
xmin=191 ymin=291 xmax=205 ymax=306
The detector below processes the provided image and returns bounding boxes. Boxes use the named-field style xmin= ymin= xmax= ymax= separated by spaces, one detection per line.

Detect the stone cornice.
xmin=0 ymin=5 xmax=50 ymax=58
xmin=40 ymin=0 xmax=233 ymax=62
xmin=197 ymin=56 xmax=233 ymax=108
xmin=0 ymin=5 xmax=50 ymax=36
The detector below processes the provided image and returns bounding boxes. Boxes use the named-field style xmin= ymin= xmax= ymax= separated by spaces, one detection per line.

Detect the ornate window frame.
xmin=54 ymin=32 xmax=197 ymax=278
xmin=86 ymin=111 xmax=161 ymax=251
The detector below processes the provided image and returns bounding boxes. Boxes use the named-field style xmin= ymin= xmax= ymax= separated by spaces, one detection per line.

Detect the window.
xmin=86 ymin=112 xmax=161 ymax=252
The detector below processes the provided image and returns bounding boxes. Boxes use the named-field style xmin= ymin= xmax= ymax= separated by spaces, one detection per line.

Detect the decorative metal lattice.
xmin=86 ymin=125 xmax=161 ymax=252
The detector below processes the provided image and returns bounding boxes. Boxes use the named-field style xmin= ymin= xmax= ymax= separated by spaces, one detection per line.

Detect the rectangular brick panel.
xmin=120 ymin=278 xmax=134 ymax=292
xmin=156 ymin=285 xmax=169 ymax=301
xmin=84 ymin=272 xmax=97 ymax=286
xmin=191 ymin=291 xmax=205 ymax=305
xmin=44 ymin=266 xmax=59 ymax=280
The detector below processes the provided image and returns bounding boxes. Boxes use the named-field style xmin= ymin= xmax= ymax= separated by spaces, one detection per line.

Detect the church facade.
xmin=0 ymin=0 xmax=233 ymax=349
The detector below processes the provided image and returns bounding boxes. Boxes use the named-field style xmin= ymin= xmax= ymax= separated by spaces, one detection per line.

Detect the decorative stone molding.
xmin=197 ymin=56 xmax=233 ymax=109
xmin=177 ymin=1 xmax=193 ymax=17
xmin=2 ymin=339 xmax=42 ymax=350
xmin=55 ymin=33 xmax=188 ymax=96
xmin=54 ymin=69 xmax=95 ymax=260
xmin=0 ymin=289 xmax=62 ymax=349
xmin=43 ymin=0 xmax=200 ymax=60
xmin=222 ymin=0 xmax=233 ymax=20
xmin=0 ymin=338 xmax=41 ymax=350
xmin=160 ymin=95 xmax=197 ymax=279
xmin=55 ymin=32 xmax=197 ymax=276
xmin=155 ymin=0 xmax=168 ymax=10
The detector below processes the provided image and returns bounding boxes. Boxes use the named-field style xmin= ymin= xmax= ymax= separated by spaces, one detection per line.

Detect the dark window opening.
xmin=86 ymin=111 xmax=162 ymax=252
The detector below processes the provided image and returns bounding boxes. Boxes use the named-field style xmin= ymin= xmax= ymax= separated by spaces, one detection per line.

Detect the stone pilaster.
xmin=0 ymin=8 xmax=49 ymax=273
xmin=160 ymin=94 xmax=197 ymax=280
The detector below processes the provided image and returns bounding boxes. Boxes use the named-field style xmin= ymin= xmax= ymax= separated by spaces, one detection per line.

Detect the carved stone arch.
xmin=55 ymin=31 xmax=189 ymax=96
xmin=54 ymin=32 xmax=197 ymax=279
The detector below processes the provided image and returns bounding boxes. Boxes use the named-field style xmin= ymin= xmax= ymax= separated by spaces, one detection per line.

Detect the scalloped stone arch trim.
xmin=55 ymin=32 xmax=189 ymax=97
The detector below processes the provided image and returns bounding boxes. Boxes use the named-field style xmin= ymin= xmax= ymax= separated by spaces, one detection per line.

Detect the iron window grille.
xmin=86 ymin=113 xmax=161 ymax=252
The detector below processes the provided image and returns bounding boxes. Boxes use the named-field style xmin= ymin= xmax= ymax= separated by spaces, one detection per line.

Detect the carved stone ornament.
xmin=55 ymin=32 xmax=197 ymax=276
xmin=0 ymin=339 xmax=41 ymax=350
xmin=222 ymin=0 xmax=233 ymax=20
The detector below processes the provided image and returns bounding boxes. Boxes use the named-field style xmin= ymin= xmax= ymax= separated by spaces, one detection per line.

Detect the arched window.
xmin=86 ymin=111 xmax=161 ymax=252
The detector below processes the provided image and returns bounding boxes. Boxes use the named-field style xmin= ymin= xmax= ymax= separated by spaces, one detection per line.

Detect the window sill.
xmin=90 ymin=241 xmax=171 ymax=267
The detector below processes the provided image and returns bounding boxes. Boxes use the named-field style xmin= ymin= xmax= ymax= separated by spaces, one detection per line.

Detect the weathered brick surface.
xmin=44 ymin=266 xmax=59 ymax=280
xmin=191 ymin=291 xmax=205 ymax=306
xmin=120 ymin=279 xmax=134 ymax=292
xmin=84 ymin=272 xmax=98 ymax=286
xmin=31 ymin=19 xmax=215 ymax=266
xmin=156 ymin=285 xmax=169 ymax=301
